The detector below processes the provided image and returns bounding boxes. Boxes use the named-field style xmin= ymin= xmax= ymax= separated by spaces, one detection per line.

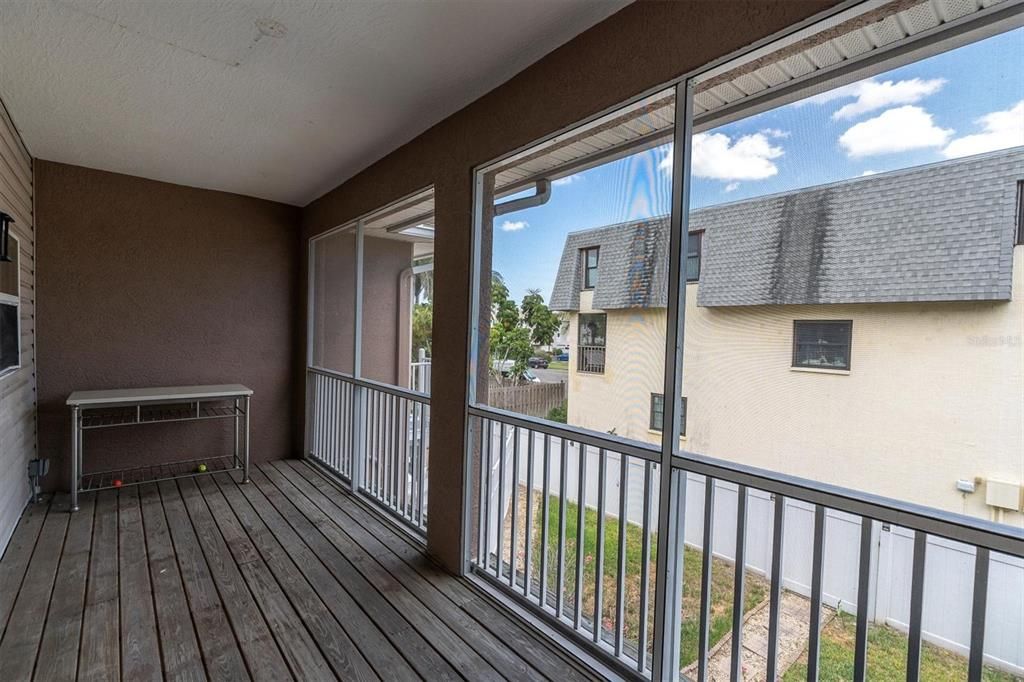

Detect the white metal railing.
xmin=410 ymin=359 xmax=431 ymax=393
xmin=576 ymin=345 xmax=605 ymax=374
xmin=468 ymin=405 xmax=1024 ymax=681
xmin=307 ymin=367 xmax=429 ymax=535
xmin=469 ymin=406 xmax=661 ymax=675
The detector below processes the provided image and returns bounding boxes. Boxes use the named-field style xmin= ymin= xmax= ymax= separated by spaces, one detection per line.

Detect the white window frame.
xmin=0 ymin=231 xmax=21 ymax=379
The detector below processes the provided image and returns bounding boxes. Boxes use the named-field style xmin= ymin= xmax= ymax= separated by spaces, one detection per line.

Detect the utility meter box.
xmin=986 ymin=479 xmax=1023 ymax=512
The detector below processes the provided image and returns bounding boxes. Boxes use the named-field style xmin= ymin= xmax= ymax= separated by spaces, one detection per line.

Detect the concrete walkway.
xmin=683 ymin=591 xmax=829 ymax=681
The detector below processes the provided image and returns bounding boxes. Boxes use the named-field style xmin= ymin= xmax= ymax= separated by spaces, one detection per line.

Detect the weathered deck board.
xmin=34 ymin=494 xmax=95 ymax=682
xmin=216 ymin=472 xmax=421 ymax=682
xmin=138 ymin=483 xmax=206 ymax=682
xmin=157 ymin=479 xmax=251 ymax=680
xmin=174 ymin=477 xmax=293 ymax=682
xmin=0 ymin=498 xmax=48 ymax=639
xmin=194 ymin=475 xmax=373 ymax=681
xmin=0 ymin=496 xmax=70 ymax=681
xmin=247 ymin=468 xmax=461 ymax=682
xmin=283 ymin=460 xmax=595 ymax=682
xmin=118 ymin=485 xmax=162 ymax=682
xmin=79 ymin=490 xmax=121 ymax=681
xmin=257 ymin=465 xmax=504 ymax=680
xmin=0 ymin=462 xmax=597 ymax=681
xmin=270 ymin=461 xmax=546 ymax=679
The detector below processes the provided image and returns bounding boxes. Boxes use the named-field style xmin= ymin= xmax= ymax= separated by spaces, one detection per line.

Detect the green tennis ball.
xmin=197 ymin=463 xmax=208 ymax=473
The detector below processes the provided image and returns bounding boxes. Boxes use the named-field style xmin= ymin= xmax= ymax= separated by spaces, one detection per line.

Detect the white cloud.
xmin=860 ymin=170 xmax=878 ymax=176
xmin=552 ymin=174 xmax=581 ymax=186
xmin=942 ymin=100 xmax=1024 ymax=159
xmin=724 ymin=182 xmax=740 ymax=192
xmin=500 ymin=220 xmax=528 ymax=232
xmin=839 ymin=106 xmax=953 ymax=157
xmin=662 ymin=131 xmax=784 ymax=182
xmin=760 ymin=128 xmax=790 ymax=139
xmin=830 ymin=78 xmax=946 ymax=120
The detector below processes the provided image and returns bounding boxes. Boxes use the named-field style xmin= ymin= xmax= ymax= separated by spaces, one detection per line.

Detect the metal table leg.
xmin=70 ymin=406 xmax=80 ymax=512
xmin=242 ymin=395 xmax=251 ymax=483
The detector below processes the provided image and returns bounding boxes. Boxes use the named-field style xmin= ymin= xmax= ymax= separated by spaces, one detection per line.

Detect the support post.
xmin=352 ymin=218 xmax=366 ymax=494
xmin=651 ymin=79 xmax=694 ymax=681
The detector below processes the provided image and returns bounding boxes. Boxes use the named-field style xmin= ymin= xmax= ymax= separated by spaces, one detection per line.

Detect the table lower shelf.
xmin=78 ymin=454 xmax=241 ymax=492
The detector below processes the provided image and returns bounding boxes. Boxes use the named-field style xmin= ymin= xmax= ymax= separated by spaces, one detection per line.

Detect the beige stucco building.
xmin=552 ymin=150 xmax=1024 ymax=525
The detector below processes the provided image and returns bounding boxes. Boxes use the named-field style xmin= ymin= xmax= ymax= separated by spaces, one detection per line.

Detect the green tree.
xmin=520 ymin=289 xmax=561 ymax=347
xmin=411 ymin=302 xmax=432 ymax=360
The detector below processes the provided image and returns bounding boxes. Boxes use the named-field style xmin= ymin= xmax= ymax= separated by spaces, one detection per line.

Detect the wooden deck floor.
xmin=0 ymin=460 xmax=597 ymax=681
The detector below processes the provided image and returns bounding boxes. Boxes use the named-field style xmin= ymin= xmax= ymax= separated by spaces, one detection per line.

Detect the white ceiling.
xmin=0 ymin=0 xmax=629 ymax=206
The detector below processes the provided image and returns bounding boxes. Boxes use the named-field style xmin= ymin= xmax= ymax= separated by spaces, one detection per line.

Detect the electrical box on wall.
xmin=985 ymin=479 xmax=1023 ymax=512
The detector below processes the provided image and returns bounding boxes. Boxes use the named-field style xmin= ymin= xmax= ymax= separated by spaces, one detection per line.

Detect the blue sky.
xmin=492 ymin=27 xmax=1024 ymax=303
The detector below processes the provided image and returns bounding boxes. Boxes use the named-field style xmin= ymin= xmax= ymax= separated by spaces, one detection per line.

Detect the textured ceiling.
xmin=0 ymin=0 xmax=629 ymax=205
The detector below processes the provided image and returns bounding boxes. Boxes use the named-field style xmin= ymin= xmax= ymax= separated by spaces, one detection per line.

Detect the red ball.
xmin=113 ymin=479 xmax=123 ymax=488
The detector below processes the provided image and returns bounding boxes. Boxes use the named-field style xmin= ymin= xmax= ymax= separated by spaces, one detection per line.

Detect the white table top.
xmin=67 ymin=384 xmax=253 ymax=406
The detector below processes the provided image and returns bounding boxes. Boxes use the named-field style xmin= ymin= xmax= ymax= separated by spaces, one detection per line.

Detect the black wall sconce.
xmin=0 ymin=212 xmax=13 ymax=262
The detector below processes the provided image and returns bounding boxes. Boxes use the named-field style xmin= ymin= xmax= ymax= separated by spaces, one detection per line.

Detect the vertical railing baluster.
xmin=421 ymin=399 xmax=427 ymax=526
xmin=313 ymin=374 xmax=321 ymax=459
xmin=326 ymin=377 xmax=333 ymax=468
xmin=638 ymin=461 xmax=653 ymax=674
xmin=540 ymin=434 xmax=552 ymax=609
xmin=557 ymin=438 xmax=568 ymax=618
xmin=808 ymin=504 xmax=826 ymax=680
xmin=484 ymin=419 xmax=493 ymax=572
xmin=906 ymin=530 xmax=928 ymax=682
xmin=766 ymin=493 xmax=786 ymax=682
xmin=510 ymin=426 xmax=520 ymax=588
xmin=407 ymin=399 xmax=415 ymax=521
xmin=524 ymin=430 xmax=536 ymax=599
xmin=730 ymin=485 xmax=748 ymax=681
xmin=594 ymin=448 xmax=607 ymax=643
xmin=698 ymin=477 xmax=715 ymax=679
xmin=376 ymin=391 xmax=383 ymax=497
xmin=854 ymin=517 xmax=873 ymax=681
xmin=574 ymin=444 xmax=588 ymax=631
xmin=497 ymin=422 xmax=507 ymax=579
xmin=330 ymin=379 xmax=338 ymax=470
xmin=478 ymin=418 xmax=489 ymax=568
xmin=416 ymin=401 xmax=424 ymax=526
xmin=345 ymin=382 xmax=352 ymax=476
xmin=390 ymin=395 xmax=398 ymax=508
xmin=614 ymin=454 xmax=628 ymax=657
xmin=382 ymin=393 xmax=389 ymax=504
xmin=968 ymin=547 xmax=990 ymax=681
xmin=403 ymin=398 xmax=411 ymax=517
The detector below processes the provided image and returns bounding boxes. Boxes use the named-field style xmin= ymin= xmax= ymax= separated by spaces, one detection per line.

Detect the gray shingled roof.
xmin=549 ymin=149 xmax=1023 ymax=310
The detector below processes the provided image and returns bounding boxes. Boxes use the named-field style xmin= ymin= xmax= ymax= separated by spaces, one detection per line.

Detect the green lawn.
xmin=546 ymin=360 xmax=568 ymax=370
xmin=783 ymin=612 xmax=1021 ymax=681
xmin=511 ymin=488 xmax=766 ymax=667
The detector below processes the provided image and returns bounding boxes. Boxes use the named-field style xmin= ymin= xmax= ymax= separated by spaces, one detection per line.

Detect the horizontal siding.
xmin=0 ymin=97 xmax=36 ymax=557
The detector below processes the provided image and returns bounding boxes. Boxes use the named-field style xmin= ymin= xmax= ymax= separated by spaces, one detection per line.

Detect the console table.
xmin=66 ymin=384 xmax=252 ymax=512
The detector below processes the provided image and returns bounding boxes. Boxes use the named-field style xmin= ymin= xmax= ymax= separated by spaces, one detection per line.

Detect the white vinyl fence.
xmin=484 ymin=427 xmax=1024 ymax=674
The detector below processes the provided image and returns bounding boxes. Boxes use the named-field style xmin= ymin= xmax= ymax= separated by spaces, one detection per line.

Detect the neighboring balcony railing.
xmin=410 ymin=359 xmax=432 ymax=393
xmin=577 ymin=345 xmax=606 ymax=373
xmin=306 ymin=366 xmax=429 ymax=535
xmin=467 ymin=405 xmax=1024 ymax=681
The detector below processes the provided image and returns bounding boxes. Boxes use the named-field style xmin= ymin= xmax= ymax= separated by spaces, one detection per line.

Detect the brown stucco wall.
xmin=311 ymin=231 xmax=413 ymax=384
xmin=36 ymin=161 xmax=301 ymax=492
xmin=300 ymin=0 xmax=843 ymax=570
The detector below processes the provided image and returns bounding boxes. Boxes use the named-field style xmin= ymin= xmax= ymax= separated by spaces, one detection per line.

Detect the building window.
xmin=0 ymin=233 xmax=20 ymax=377
xmin=686 ymin=232 xmax=702 ymax=282
xmin=650 ymin=394 xmax=687 ymax=436
xmin=577 ymin=313 xmax=606 ymax=373
xmin=582 ymin=247 xmax=599 ymax=289
xmin=792 ymin=320 xmax=851 ymax=370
